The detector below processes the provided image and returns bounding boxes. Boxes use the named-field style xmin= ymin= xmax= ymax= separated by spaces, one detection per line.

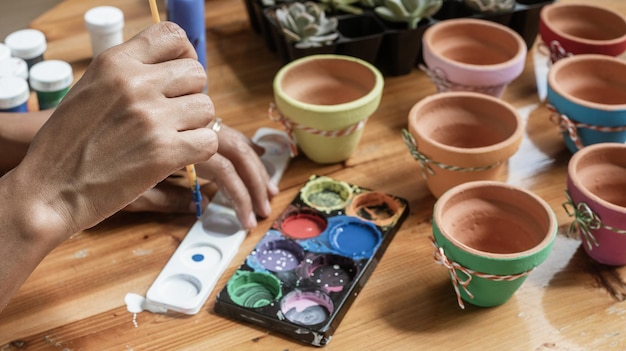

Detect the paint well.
xmin=281 ymin=290 xmax=334 ymax=326
xmin=329 ymin=217 xmax=382 ymax=258
xmin=281 ymin=211 xmax=327 ymax=239
xmin=227 ymin=271 xmax=282 ymax=308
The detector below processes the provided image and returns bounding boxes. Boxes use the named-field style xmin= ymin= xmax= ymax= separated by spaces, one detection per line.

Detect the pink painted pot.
xmin=539 ymin=2 xmax=626 ymax=63
xmin=421 ymin=18 xmax=526 ymax=98
xmin=405 ymin=91 xmax=524 ymax=198
xmin=566 ymin=142 xmax=626 ymax=266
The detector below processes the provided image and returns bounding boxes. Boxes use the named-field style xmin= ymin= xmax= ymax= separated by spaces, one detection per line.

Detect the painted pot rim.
xmin=434 ymin=181 xmax=557 ymax=262
xmin=422 ymin=18 xmax=526 ymax=81
xmin=567 ymin=142 xmax=626 ymax=215
xmin=539 ymin=2 xmax=626 ymax=52
xmin=407 ymin=91 xmax=524 ymax=167
xmin=273 ymin=54 xmax=384 ymax=116
xmin=548 ymin=54 xmax=626 ymax=111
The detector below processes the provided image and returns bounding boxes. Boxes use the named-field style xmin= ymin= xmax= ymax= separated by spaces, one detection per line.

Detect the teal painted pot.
xmin=432 ymin=181 xmax=557 ymax=308
xmin=547 ymin=54 xmax=626 ymax=153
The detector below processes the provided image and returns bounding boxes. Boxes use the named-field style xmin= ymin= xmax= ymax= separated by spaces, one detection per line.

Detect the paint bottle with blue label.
xmin=167 ymin=0 xmax=207 ymax=91
xmin=29 ymin=60 xmax=73 ymax=110
xmin=0 ymin=76 xmax=30 ymax=112
xmin=4 ymin=29 xmax=47 ymax=69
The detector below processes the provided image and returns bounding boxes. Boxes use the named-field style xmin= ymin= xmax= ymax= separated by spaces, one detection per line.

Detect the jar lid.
xmin=29 ymin=60 xmax=73 ymax=92
xmin=84 ymin=6 xmax=125 ymax=34
xmin=0 ymin=76 xmax=30 ymax=109
xmin=0 ymin=43 xmax=11 ymax=60
xmin=4 ymin=29 xmax=47 ymax=60
xmin=0 ymin=57 xmax=29 ymax=79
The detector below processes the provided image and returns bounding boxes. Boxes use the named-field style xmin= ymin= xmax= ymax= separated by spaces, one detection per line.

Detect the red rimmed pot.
xmin=404 ymin=91 xmax=524 ymax=198
xmin=539 ymin=2 xmax=626 ymax=63
xmin=566 ymin=142 xmax=626 ymax=266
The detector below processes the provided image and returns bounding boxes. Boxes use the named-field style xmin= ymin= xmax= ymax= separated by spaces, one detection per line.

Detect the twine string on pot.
xmin=537 ymin=40 xmax=573 ymax=65
xmin=401 ymin=129 xmax=501 ymax=179
xmin=418 ymin=64 xmax=506 ymax=96
xmin=268 ymin=102 xmax=368 ymax=157
xmin=548 ymin=104 xmax=626 ymax=150
xmin=562 ymin=190 xmax=626 ymax=250
xmin=431 ymin=237 xmax=534 ymax=310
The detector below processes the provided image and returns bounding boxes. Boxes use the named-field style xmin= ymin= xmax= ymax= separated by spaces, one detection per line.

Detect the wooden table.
xmin=2 ymin=0 xmax=626 ymax=349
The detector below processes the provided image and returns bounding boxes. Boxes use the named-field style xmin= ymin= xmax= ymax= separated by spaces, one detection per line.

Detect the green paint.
xmin=227 ymin=271 xmax=282 ymax=308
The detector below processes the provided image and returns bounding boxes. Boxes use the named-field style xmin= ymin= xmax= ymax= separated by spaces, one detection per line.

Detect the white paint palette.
xmin=144 ymin=128 xmax=292 ymax=315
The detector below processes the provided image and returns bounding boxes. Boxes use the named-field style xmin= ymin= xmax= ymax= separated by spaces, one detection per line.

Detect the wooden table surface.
xmin=2 ymin=0 xmax=626 ymax=349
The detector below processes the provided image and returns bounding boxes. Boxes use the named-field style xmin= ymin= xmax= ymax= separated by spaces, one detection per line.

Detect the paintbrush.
xmin=149 ymin=0 xmax=204 ymax=218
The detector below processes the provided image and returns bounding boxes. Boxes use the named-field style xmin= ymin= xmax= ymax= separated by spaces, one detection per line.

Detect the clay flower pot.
xmin=421 ymin=18 xmax=526 ymax=97
xmin=539 ymin=2 xmax=626 ymax=63
xmin=547 ymin=54 xmax=626 ymax=153
xmin=404 ymin=91 xmax=524 ymax=198
xmin=272 ymin=54 xmax=384 ymax=164
xmin=432 ymin=181 xmax=557 ymax=308
xmin=566 ymin=143 xmax=626 ymax=266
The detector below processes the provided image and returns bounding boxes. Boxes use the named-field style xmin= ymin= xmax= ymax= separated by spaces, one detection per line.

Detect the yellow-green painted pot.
xmin=273 ymin=54 xmax=384 ymax=164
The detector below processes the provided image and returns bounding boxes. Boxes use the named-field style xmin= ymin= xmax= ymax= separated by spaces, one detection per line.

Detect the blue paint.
xmin=328 ymin=216 xmax=382 ymax=259
xmin=192 ymin=253 xmax=204 ymax=262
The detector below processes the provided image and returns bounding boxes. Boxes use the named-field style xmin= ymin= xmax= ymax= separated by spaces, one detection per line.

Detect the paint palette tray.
xmin=144 ymin=128 xmax=291 ymax=315
xmin=214 ymin=174 xmax=409 ymax=346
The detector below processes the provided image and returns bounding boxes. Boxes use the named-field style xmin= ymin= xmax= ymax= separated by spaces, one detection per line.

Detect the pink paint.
xmin=281 ymin=213 xmax=327 ymax=239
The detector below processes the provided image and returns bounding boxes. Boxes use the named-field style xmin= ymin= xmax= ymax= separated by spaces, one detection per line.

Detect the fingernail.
xmin=247 ymin=212 xmax=258 ymax=229
xmin=268 ymin=181 xmax=279 ymax=196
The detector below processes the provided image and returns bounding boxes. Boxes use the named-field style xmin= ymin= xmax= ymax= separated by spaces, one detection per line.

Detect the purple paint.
xmin=255 ymin=239 xmax=305 ymax=272
xmin=302 ymin=254 xmax=358 ymax=293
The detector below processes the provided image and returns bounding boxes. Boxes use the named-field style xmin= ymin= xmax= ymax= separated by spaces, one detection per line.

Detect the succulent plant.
xmin=463 ymin=0 xmax=516 ymax=15
xmin=275 ymin=1 xmax=340 ymax=48
xmin=318 ymin=0 xmax=364 ymax=15
xmin=374 ymin=0 xmax=443 ymax=29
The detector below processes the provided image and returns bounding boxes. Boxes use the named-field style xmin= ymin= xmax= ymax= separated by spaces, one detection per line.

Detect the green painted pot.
xmin=273 ymin=54 xmax=384 ymax=164
xmin=432 ymin=181 xmax=557 ymax=308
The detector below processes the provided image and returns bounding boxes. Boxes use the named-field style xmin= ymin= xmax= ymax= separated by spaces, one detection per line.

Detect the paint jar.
xmin=278 ymin=207 xmax=328 ymax=240
xmin=0 ymin=43 xmax=11 ymax=60
xmin=299 ymin=253 xmax=359 ymax=293
xmin=280 ymin=290 xmax=334 ymax=326
xmin=84 ymin=6 xmax=125 ymax=58
xmin=327 ymin=216 xmax=382 ymax=259
xmin=29 ymin=60 xmax=73 ymax=110
xmin=4 ymin=29 xmax=47 ymax=69
xmin=300 ymin=176 xmax=354 ymax=213
xmin=0 ymin=76 xmax=30 ymax=112
xmin=0 ymin=57 xmax=29 ymax=80
xmin=226 ymin=270 xmax=282 ymax=308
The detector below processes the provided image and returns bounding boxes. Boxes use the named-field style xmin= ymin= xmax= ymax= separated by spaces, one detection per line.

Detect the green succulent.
xmin=275 ymin=1 xmax=339 ymax=48
xmin=318 ymin=0 xmax=364 ymax=15
xmin=374 ymin=0 xmax=443 ymax=29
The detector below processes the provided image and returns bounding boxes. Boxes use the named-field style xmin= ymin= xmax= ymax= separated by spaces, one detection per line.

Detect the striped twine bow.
xmin=547 ymin=104 xmax=626 ymax=150
xmin=268 ymin=102 xmax=368 ymax=157
xmin=401 ymin=129 xmax=500 ymax=179
xmin=418 ymin=64 xmax=506 ymax=96
xmin=431 ymin=237 xmax=534 ymax=309
xmin=562 ymin=190 xmax=626 ymax=251
xmin=537 ymin=40 xmax=573 ymax=64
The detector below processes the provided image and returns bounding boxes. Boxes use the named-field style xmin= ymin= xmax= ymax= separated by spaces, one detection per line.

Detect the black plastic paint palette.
xmin=214 ymin=175 xmax=409 ymax=346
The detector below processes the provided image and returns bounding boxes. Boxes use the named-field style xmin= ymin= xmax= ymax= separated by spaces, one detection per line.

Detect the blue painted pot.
xmin=547 ymin=54 xmax=626 ymax=153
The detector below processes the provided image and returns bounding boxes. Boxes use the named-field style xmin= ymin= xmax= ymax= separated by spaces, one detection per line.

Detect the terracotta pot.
xmin=547 ymin=54 xmax=626 ymax=153
xmin=421 ymin=18 xmax=526 ymax=97
xmin=566 ymin=143 xmax=626 ymax=266
xmin=432 ymin=181 xmax=557 ymax=308
xmin=539 ymin=2 xmax=626 ymax=63
xmin=405 ymin=91 xmax=524 ymax=198
xmin=273 ymin=54 xmax=384 ymax=164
